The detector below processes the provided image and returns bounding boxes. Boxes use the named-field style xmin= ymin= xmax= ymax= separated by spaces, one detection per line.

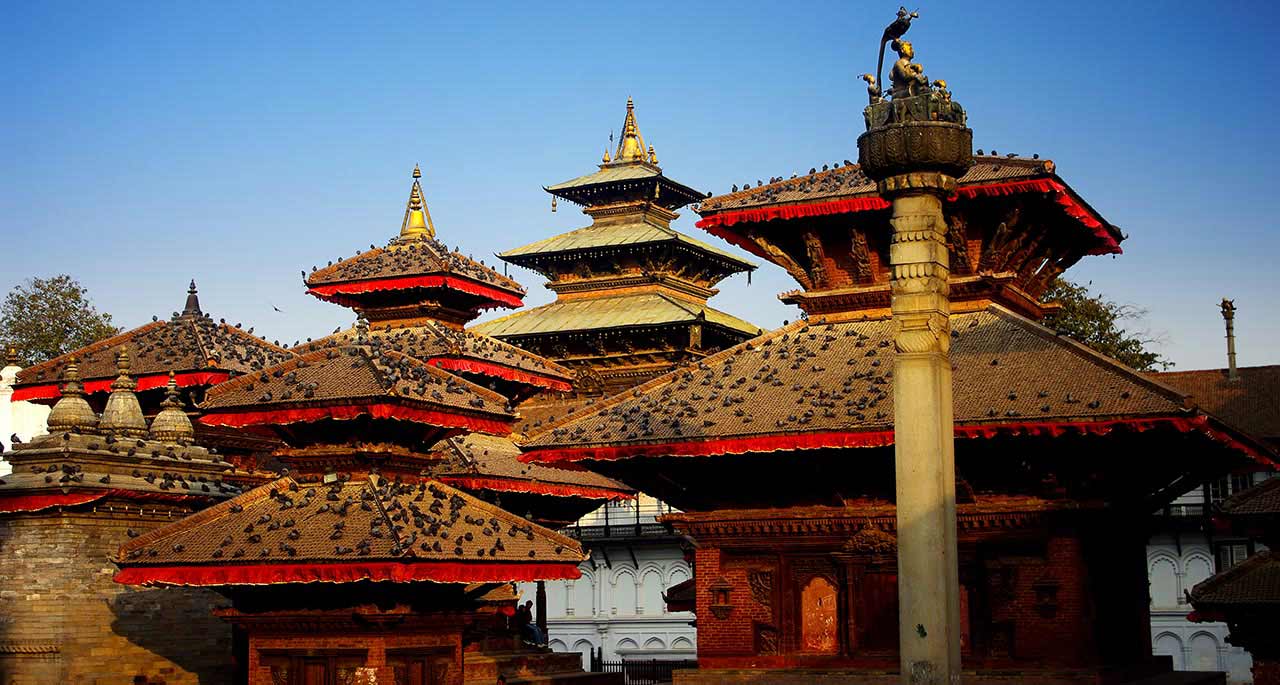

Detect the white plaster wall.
xmin=1147 ymin=534 xmax=1252 ymax=683
xmin=0 ymin=363 xmax=50 ymax=476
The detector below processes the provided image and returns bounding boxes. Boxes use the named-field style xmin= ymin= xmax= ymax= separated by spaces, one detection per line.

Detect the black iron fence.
xmin=588 ymin=649 xmax=696 ymax=685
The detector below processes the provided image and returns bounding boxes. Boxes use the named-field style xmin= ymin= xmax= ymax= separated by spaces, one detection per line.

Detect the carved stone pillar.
xmin=858 ymin=30 xmax=973 ymax=678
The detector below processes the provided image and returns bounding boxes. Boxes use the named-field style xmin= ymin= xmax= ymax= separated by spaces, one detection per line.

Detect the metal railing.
xmin=588 ymin=651 xmax=697 ymax=685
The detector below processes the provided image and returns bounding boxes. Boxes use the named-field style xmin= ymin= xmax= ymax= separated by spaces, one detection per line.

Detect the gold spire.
xmin=613 ymin=97 xmax=649 ymax=163
xmin=399 ymin=164 xmax=436 ymax=239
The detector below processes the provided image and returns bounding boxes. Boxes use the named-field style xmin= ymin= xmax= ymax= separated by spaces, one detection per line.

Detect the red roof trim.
xmin=113 ymin=560 xmax=582 ymax=587
xmin=696 ymin=179 xmax=1121 ymax=256
xmin=435 ymin=476 xmax=632 ymax=500
xmin=523 ymin=416 xmax=1265 ymax=465
xmin=12 ymin=371 xmax=232 ymax=402
xmin=198 ymin=402 xmax=512 ymax=436
xmin=0 ymin=489 xmax=218 ymax=514
xmin=307 ymin=275 xmax=523 ymax=309
xmin=427 ymin=358 xmax=573 ymax=393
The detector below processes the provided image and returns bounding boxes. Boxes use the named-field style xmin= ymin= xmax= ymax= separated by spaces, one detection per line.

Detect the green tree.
xmin=1042 ymin=278 xmax=1171 ymax=371
xmin=1 ymin=275 xmax=121 ymax=366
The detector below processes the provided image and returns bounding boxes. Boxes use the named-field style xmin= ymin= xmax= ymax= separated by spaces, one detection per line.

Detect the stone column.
xmin=536 ymin=580 xmax=549 ymax=642
xmin=887 ymin=183 xmax=962 ymax=683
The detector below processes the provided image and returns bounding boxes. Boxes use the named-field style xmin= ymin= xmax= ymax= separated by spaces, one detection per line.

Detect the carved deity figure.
xmin=890 ymin=39 xmax=929 ymax=99
xmin=861 ymin=73 xmax=882 ymax=105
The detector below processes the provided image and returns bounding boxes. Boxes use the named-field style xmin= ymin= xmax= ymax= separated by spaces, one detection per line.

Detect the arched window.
xmin=672 ymin=637 xmax=694 ymax=652
xmin=1153 ymin=632 xmax=1184 ymax=670
xmin=572 ymin=640 xmax=594 ymax=670
xmin=1148 ymin=556 xmax=1179 ymax=608
xmin=574 ymin=572 xmax=595 ymax=617
xmin=616 ymin=638 xmax=639 ymax=653
xmin=615 ymin=572 xmax=638 ymax=616
xmin=643 ymin=637 xmax=667 ymax=650
xmin=800 ymin=576 xmax=839 ymax=654
xmin=641 ymin=569 xmax=663 ymax=615
xmin=1183 ymin=556 xmax=1213 ymax=603
xmin=1189 ymin=632 xmax=1220 ymax=671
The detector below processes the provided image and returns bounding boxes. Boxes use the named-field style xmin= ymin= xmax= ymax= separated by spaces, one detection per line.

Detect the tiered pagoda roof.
xmin=12 ymin=281 xmax=294 ymax=402
xmin=304 ymin=166 xmax=526 ymax=324
xmin=478 ymin=99 xmax=761 ymax=395
xmin=520 ymin=305 xmax=1276 ymax=511
xmin=1151 ymin=365 xmax=1280 ymax=444
xmin=113 ymin=475 xmax=586 ymax=586
xmin=298 ymin=320 xmax=573 ymax=402
xmin=693 ymin=155 xmax=1123 ymax=319
xmin=430 ymin=433 xmax=631 ymax=502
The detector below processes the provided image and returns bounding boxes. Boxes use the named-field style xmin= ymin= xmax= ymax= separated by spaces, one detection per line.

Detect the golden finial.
xmin=399 ymin=165 xmax=436 ymax=239
xmin=602 ymin=147 xmax=611 ymax=164
xmin=5 ymin=346 xmax=17 ymax=367
xmin=648 ymin=145 xmax=658 ymax=165
xmin=614 ymin=97 xmax=648 ymax=163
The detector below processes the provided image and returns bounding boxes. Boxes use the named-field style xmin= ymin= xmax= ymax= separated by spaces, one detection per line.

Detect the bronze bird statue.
xmin=875 ymin=7 xmax=918 ymax=100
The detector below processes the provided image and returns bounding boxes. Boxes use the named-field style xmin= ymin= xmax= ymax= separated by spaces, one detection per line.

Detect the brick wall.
xmin=0 ymin=509 xmax=233 ymax=684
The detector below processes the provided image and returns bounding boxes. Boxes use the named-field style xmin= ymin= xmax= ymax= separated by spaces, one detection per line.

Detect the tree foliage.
xmin=1041 ymin=278 xmax=1171 ymax=372
xmin=1 ymin=275 xmax=121 ymax=367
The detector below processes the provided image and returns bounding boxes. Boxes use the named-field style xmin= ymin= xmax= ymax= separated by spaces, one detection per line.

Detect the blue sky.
xmin=2 ymin=2 xmax=1277 ymax=370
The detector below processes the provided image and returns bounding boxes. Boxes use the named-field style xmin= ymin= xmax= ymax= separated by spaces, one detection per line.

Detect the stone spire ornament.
xmin=182 ymin=279 xmax=202 ymax=317
xmin=149 ymin=371 xmax=195 ymax=444
xmin=399 ymin=164 xmax=436 ymax=239
xmin=857 ymin=9 xmax=973 ymax=684
xmin=46 ymin=358 xmax=99 ymax=434
xmin=99 ymin=349 xmax=148 ymax=438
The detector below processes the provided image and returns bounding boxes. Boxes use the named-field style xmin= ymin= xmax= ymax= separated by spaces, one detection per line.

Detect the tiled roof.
xmin=1189 ymin=550 xmax=1280 ymax=607
xmin=499 ymin=220 xmax=754 ymax=271
xmin=523 ymin=306 xmax=1226 ymax=454
xmin=298 ymin=322 xmax=573 ymax=387
xmin=16 ymin=315 xmax=294 ymax=388
xmin=1151 ymin=366 xmax=1280 ymax=441
xmin=115 ymin=476 xmax=586 ymax=575
xmin=546 ymin=163 xmax=665 ymax=191
xmin=1221 ymin=475 xmax=1280 ymax=516
xmin=472 ymin=292 xmax=762 ymax=339
xmin=433 ymin=433 xmax=630 ymax=494
xmin=697 ymin=157 xmax=1051 ymax=213
xmin=200 ymin=345 xmax=511 ymax=419
xmin=305 ymin=235 xmax=524 ymax=296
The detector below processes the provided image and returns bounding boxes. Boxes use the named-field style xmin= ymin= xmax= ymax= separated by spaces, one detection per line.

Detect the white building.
xmin=0 ymin=355 xmax=50 ymax=475
xmin=1147 ymin=473 xmax=1272 ymax=683
xmin=518 ymin=494 xmax=695 ymax=669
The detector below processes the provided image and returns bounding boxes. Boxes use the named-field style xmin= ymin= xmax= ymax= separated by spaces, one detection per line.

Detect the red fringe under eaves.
xmin=427 ymin=358 xmax=573 ymax=392
xmin=696 ymin=179 xmax=1121 ymax=255
xmin=12 ymin=371 xmax=232 ymax=402
xmin=436 ymin=476 xmax=632 ymax=500
xmin=0 ymin=488 xmax=214 ymax=514
xmin=199 ymin=402 xmax=512 ymax=436
xmin=113 ymin=560 xmax=582 ymax=587
xmin=524 ymin=415 xmax=1265 ymax=465
xmin=307 ymin=275 xmax=523 ymax=309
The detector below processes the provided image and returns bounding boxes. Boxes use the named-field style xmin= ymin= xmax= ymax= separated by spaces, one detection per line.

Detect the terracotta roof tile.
xmin=524 ymin=306 xmax=1200 ymax=452
xmin=115 ymin=476 xmax=585 ymax=571
xmin=200 ymin=345 xmax=512 ymax=420
xmin=432 ymin=434 xmax=630 ymax=493
xmin=697 ymin=157 xmax=1048 ymax=213
xmin=16 ymin=316 xmax=294 ymax=388
xmin=1190 ymin=550 xmax=1280 ymax=607
xmin=1151 ymin=366 xmax=1280 ymax=441
xmin=1221 ymin=475 xmax=1280 ymax=516
xmin=306 ymin=236 xmax=524 ymax=296
xmin=300 ymin=322 xmax=573 ymax=386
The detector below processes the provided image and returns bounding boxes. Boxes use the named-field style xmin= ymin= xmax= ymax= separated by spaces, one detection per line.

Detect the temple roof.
xmin=520 ymin=305 xmax=1274 ymax=464
xmin=113 ymin=475 xmax=586 ymax=586
xmin=13 ymin=282 xmax=294 ymax=401
xmin=473 ymin=291 xmax=761 ymax=339
xmin=298 ymin=321 xmax=574 ymax=397
xmin=431 ymin=433 xmax=632 ymax=500
xmin=694 ymin=155 xmax=1122 ymax=256
xmin=1220 ymin=475 xmax=1280 ymax=517
xmin=498 ymin=217 xmax=754 ymax=273
xmin=304 ymin=168 xmax=526 ymax=313
xmin=543 ymin=98 xmax=706 ymax=210
xmin=198 ymin=345 xmax=513 ymax=436
xmin=1151 ymin=365 xmax=1280 ymax=442
xmin=1189 ymin=550 xmax=1280 ymax=609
